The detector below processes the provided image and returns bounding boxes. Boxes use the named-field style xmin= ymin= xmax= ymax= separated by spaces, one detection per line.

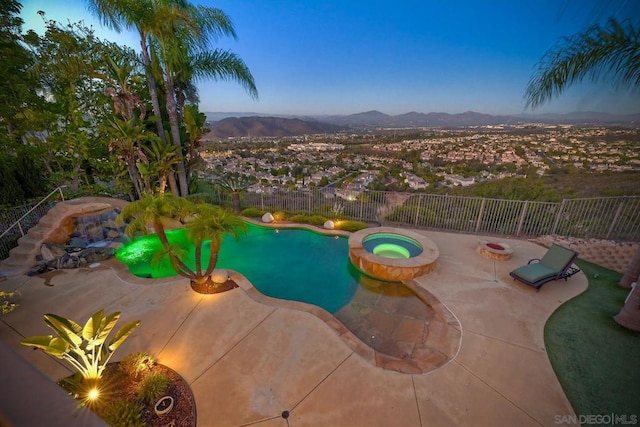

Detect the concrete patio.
xmin=0 ymin=229 xmax=585 ymax=426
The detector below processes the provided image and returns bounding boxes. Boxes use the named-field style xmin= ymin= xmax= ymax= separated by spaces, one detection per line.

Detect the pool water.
xmin=362 ymin=233 xmax=423 ymax=258
xmin=117 ymin=223 xmax=364 ymax=313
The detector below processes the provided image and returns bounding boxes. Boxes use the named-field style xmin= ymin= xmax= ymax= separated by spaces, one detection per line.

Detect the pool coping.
xmin=348 ymin=227 xmax=440 ymax=282
xmin=111 ymin=218 xmax=461 ymax=374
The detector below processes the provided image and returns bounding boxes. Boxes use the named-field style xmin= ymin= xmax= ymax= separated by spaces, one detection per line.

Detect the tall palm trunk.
xmin=204 ymin=236 xmax=221 ymax=277
xmin=139 ymin=30 xmax=166 ymax=145
xmin=154 ymin=221 xmax=195 ymax=280
xmin=164 ymin=73 xmax=189 ymax=196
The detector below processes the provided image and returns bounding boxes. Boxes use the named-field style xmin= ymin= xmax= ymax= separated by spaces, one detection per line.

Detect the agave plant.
xmin=21 ymin=309 xmax=140 ymax=380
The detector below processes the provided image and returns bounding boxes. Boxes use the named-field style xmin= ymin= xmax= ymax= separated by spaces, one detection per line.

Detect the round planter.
xmin=154 ymin=396 xmax=174 ymax=416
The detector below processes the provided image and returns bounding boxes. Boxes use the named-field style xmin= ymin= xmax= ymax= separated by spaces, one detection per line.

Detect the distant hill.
xmin=203 ymin=110 xmax=640 ymax=136
xmin=203 ymin=116 xmax=345 ymax=139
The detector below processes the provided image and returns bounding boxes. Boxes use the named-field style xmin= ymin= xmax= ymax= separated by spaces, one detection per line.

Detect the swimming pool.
xmin=117 ymin=222 xmax=460 ymax=373
xmin=117 ymin=223 xmax=361 ymax=313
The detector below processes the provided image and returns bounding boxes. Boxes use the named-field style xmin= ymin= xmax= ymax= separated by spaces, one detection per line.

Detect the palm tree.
xmin=150 ymin=3 xmax=258 ymax=196
xmin=118 ymin=194 xmax=246 ymax=293
xmin=140 ymin=138 xmax=181 ymax=195
xmin=184 ymin=203 xmax=246 ymax=293
xmin=86 ymin=0 xmax=173 ymax=143
xmin=87 ymin=0 xmax=258 ymax=197
xmin=216 ymin=175 xmax=250 ymax=213
xmin=524 ymin=18 xmax=639 ymax=109
xmin=106 ymin=116 xmax=157 ymax=199
xmin=525 ymin=17 xmax=640 ymax=331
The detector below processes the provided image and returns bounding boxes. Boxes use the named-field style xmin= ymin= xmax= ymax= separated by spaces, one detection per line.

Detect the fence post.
xmin=475 ymin=198 xmax=486 ymax=233
xmin=606 ymin=198 xmax=626 ymax=240
xmin=551 ymin=199 xmax=567 ymax=235
xmin=414 ymin=194 xmax=423 ymax=227
xmin=516 ymin=201 xmax=529 ymax=237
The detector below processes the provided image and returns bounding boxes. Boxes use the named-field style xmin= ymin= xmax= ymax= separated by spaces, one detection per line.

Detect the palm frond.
xmin=191 ymin=50 xmax=258 ymax=99
xmin=525 ymin=18 xmax=640 ymax=109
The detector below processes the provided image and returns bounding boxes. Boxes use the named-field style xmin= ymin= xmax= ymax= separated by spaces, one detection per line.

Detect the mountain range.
xmin=203 ymin=110 xmax=640 ymax=138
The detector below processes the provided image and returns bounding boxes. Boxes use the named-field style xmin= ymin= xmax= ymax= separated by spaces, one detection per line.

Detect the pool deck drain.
xmin=0 ymin=228 xmax=586 ymax=426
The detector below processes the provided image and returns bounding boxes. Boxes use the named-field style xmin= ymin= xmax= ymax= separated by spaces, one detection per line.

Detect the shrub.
xmin=102 ymin=400 xmax=145 ymax=427
xmin=272 ymin=211 xmax=287 ymax=221
xmin=119 ymin=352 xmax=155 ymax=379
xmin=240 ymin=207 xmax=265 ymax=217
xmin=335 ymin=220 xmax=368 ymax=232
xmin=137 ymin=372 xmax=170 ymax=404
xmin=290 ymin=214 xmax=327 ymax=227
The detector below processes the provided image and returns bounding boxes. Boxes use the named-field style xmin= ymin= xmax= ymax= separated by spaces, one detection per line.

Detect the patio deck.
xmin=0 ymin=229 xmax=585 ymax=426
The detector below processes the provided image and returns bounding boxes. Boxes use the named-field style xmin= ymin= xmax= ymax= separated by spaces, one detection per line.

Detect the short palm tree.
xmin=216 ymin=175 xmax=250 ymax=213
xmin=118 ymin=194 xmax=246 ymax=293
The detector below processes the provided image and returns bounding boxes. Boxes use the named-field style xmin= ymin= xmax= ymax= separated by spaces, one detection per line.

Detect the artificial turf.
xmin=544 ymin=259 xmax=640 ymax=420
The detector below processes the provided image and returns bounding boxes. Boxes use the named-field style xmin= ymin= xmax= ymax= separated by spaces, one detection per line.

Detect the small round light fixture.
xmin=88 ymin=388 xmax=100 ymax=400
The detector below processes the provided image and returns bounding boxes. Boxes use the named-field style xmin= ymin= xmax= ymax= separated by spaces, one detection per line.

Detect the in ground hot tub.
xmin=349 ymin=227 xmax=439 ymax=282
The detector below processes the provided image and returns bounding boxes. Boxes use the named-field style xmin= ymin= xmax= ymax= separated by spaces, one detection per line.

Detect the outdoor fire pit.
xmin=477 ymin=240 xmax=514 ymax=261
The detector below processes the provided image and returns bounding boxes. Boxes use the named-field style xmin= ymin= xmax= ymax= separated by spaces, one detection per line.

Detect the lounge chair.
xmin=509 ymin=244 xmax=580 ymax=291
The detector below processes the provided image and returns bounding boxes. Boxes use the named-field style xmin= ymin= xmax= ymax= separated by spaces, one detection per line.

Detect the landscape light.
xmin=87 ymin=388 xmax=100 ymax=401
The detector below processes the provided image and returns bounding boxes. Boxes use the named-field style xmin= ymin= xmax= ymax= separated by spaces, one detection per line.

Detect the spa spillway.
xmin=348 ymin=227 xmax=439 ymax=282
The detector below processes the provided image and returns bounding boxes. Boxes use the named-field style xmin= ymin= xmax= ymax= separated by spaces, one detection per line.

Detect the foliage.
xmin=0 ymin=159 xmax=24 ymax=205
xmin=102 ymin=399 xmax=145 ymax=427
xmin=526 ymin=18 xmax=640 ymax=108
xmin=272 ymin=211 xmax=287 ymax=221
xmin=117 ymin=194 xmax=246 ymax=291
xmin=119 ymin=352 xmax=155 ymax=379
xmin=136 ymin=372 xmax=169 ymax=404
xmin=20 ymin=309 xmax=140 ymax=380
xmin=335 ymin=220 xmax=368 ymax=232
xmin=453 ymin=177 xmax=561 ymax=201
xmin=289 ymin=214 xmax=328 ymax=227
xmin=0 ymin=291 xmax=19 ymax=315
xmin=240 ymin=207 xmax=266 ymax=217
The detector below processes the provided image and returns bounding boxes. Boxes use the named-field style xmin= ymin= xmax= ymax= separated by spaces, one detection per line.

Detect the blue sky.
xmin=20 ymin=0 xmax=640 ymax=115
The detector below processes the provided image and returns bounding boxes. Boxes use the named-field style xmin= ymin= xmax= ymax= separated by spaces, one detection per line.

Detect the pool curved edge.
xmin=230 ymin=269 xmax=462 ymax=375
xmin=349 ymin=227 xmax=440 ymax=282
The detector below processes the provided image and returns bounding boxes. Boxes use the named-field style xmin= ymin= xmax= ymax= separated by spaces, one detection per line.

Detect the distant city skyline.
xmin=20 ymin=0 xmax=640 ymax=116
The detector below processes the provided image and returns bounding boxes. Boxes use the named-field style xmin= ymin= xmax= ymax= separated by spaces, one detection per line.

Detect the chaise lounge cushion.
xmin=510 ymin=262 xmax=559 ymax=284
xmin=509 ymin=243 xmax=579 ymax=291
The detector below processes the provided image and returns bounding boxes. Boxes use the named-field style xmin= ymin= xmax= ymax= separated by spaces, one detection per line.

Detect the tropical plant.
xmin=118 ymin=194 xmax=246 ymax=293
xmin=0 ymin=291 xmax=19 ymax=315
xmin=87 ymin=0 xmax=258 ymax=197
xmin=136 ymin=372 xmax=169 ymax=404
xmin=20 ymin=309 xmax=141 ymax=382
xmin=216 ymin=175 xmax=250 ymax=213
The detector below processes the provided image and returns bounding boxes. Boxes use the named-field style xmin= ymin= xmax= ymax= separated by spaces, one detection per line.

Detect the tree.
xmin=524 ymin=18 xmax=640 ymax=109
xmin=87 ymin=0 xmax=258 ymax=197
xmin=0 ymin=0 xmax=40 ymax=151
xmin=525 ymin=16 xmax=640 ymax=330
xmin=117 ymin=194 xmax=246 ymax=293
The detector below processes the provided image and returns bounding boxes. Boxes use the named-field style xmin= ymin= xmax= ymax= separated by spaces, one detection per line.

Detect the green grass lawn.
xmin=544 ymin=259 xmax=640 ymax=419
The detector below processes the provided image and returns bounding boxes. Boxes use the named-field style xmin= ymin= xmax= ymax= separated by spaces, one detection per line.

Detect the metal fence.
xmin=1 ymin=188 xmax=638 ymax=262
xmin=0 ymin=199 xmax=59 ymax=260
xmin=213 ymin=188 xmax=639 ymax=242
